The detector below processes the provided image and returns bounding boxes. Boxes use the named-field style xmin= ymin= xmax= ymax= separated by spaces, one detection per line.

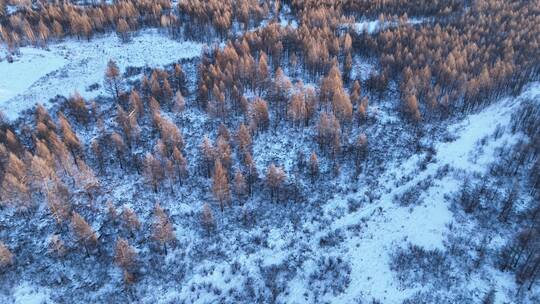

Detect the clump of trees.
xmin=0 ymin=0 xmax=173 ymax=49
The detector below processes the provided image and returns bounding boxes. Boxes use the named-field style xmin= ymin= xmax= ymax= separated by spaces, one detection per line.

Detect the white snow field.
xmin=0 ymin=29 xmax=203 ymax=119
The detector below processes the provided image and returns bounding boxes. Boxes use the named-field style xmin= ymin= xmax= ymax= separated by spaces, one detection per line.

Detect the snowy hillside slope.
xmin=0 ymin=52 xmax=537 ymax=303
xmin=143 ymin=85 xmax=536 ymax=304
xmin=0 ymin=1 xmax=539 ymax=303
xmin=328 ymin=85 xmax=530 ymax=303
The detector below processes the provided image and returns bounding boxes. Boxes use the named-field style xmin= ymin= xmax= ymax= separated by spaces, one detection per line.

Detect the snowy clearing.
xmin=355 ymin=18 xmax=428 ymax=34
xmin=0 ymin=29 xmax=204 ymax=120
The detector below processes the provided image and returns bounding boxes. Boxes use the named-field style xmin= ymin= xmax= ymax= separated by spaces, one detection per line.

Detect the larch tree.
xmin=73 ymin=159 xmax=100 ymax=202
xmin=69 ymin=92 xmax=90 ymax=124
xmin=355 ymin=133 xmax=368 ymax=174
xmin=243 ymin=152 xmax=258 ymax=196
xmin=122 ymin=207 xmax=141 ymax=237
xmin=343 ymin=33 xmax=352 ymax=54
xmin=150 ymin=71 xmax=162 ymax=101
xmin=350 ymin=80 xmax=361 ymax=105
xmin=30 ymin=154 xmax=56 ymax=194
xmin=212 ymin=159 xmax=231 ymax=211
xmin=309 ymin=152 xmax=319 ymax=182
xmin=201 ymin=203 xmax=215 ymax=233
xmin=272 ymin=68 xmax=292 ymax=120
xmin=344 ymin=53 xmax=353 ymax=79
xmin=320 ymin=63 xmax=342 ymax=106
xmin=116 ymin=18 xmax=130 ymax=42
xmin=162 ymin=78 xmax=173 ymax=103
xmin=233 ymin=169 xmax=247 ymax=203
xmin=332 ymin=85 xmax=353 ymax=123
xmin=104 ymin=59 xmax=123 ymax=101
xmin=71 ymin=212 xmax=98 ymax=255
xmin=218 ymin=123 xmax=231 ymax=142
xmin=317 ymin=112 xmax=341 ymax=157
xmin=216 ymin=135 xmax=232 ymax=170
xmin=250 ymin=97 xmax=270 ymax=132
xmin=173 ymin=91 xmax=185 ymax=114
xmin=266 ymin=164 xmax=286 ymax=202
xmin=58 ymin=113 xmax=82 ymax=161
xmin=129 ymin=90 xmax=144 ymax=118
xmin=405 ymin=94 xmax=421 ymax=122
xmin=1 ymin=153 xmax=31 ymax=211
xmin=46 ymin=188 xmax=71 ymax=225
xmin=173 ymin=64 xmax=185 ymax=91
xmin=200 ymin=136 xmax=215 ymax=177
xmin=172 ymin=147 xmax=188 ymax=185
xmin=236 ymin=123 xmax=252 ymax=153
xmin=357 ymin=96 xmax=369 ymax=124
xmin=158 ymin=117 xmax=184 ymax=152
xmin=111 ymin=132 xmax=127 ymax=170
xmin=152 ymin=203 xmax=176 ymax=253
xmin=115 ymin=238 xmax=138 ymax=284
xmin=257 ymin=51 xmax=270 ymax=92
xmin=0 ymin=242 xmax=13 ymax=270
xmin=288 ymin=92 xmax=307 ymax=127
xmin=143 ymin=153 xmax=165 ymax=193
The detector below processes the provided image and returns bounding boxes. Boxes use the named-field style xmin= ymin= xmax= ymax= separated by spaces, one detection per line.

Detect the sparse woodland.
xmin=0 ymin=0 xmax=539 ymax=302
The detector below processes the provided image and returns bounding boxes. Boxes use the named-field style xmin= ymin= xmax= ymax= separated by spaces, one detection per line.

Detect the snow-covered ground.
xmin=281 ymin=84 xmax=535 ymax=303
xmin=0 ymin=48 xmax=66 ymax=104
xmin=355 ymin=18 xmax=428 ymax=34
xmin=12 ymin=282 xmax=52 ymax=304
xmin=0 ymin=29 xmax=204 ymax=119
xmin=0 ymin=11 xmax=538 ymax=301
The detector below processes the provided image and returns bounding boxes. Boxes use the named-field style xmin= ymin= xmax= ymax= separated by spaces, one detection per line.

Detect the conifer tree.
xmin=143 ymin=153 xmax=165 ymax=193
xmin=250 ymin=97 xmax=270 ymax=132
xmin=115 ymin=238 xmax=137 ymax=284
xmin=104 ymin=59 xmax=123 ymax=101
xmin=200 ymin=135 xmax=215 ymax=177
xmin=216 ymin=135 xmax=232 ymax=169
xmin=111 ymin=132 xmax=127 ymax=170
xmin=152 ymin=203 xmax=176 ymax=253
xmin=71 ymin=212 xmax=98 ymax=255
xmin=309 ymin=152 xmax=319 ymax=182
xmin=266 ymin=164 xmax=286 ymax=202
xmin=173 ymin=91 xmax=185 ymax=114
xmin=288 ymin=92 xmax=307 ymax=127
xmin=116 ymin=18 xmax=130 ymax=42
xmin=46 ymin=187 xmax=71 ymax=225
xmin=243 ymin=152 xmax=258 ymax=196
xmin=122 ymin=207 xmax=141 ymax=236
xmin=236 ymin=123 xmax=252 ymax=153
xmin=0 ymin=242 xmax=13 ymax=270
xmin=212 ymin=159 xmax=230 ymax=211
xmin=233 ymin=169 xmax=247 ymax=203
xmin=129 ymin=90 xmax=144 ymax=118
xmin=172 ymin=147 xmax=188 ymax=184
xmin=201 ymin=203 xmax=215 ymax=232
